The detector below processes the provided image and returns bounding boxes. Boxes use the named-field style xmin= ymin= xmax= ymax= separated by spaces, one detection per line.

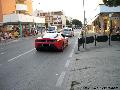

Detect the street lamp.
xmin=109 ymin=13 xmax=113 ymax=34
xmin=108 ymin=13 xmax=113 ymax=45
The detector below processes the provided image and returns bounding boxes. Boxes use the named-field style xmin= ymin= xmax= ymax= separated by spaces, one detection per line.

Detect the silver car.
xmin=62 ymin=28 xmax=74 ymax=37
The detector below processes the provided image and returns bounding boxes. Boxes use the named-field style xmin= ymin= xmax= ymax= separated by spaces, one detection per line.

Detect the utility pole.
xmin=83 ymin=0 xmax=86 ymax=49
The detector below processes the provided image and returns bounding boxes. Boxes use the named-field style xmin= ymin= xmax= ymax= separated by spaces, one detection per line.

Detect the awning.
xmin=91 ymin=14 xmax=99 ymax=23
xmin=3 ymin=14 xmax=45 ymax=24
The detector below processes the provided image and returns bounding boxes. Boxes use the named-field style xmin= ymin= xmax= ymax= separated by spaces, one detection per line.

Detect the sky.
xmin=32 ymin=0 xmax=102 ymax=22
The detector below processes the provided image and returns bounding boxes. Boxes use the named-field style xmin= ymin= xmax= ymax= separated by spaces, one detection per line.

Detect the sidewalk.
xmin=66 ymin=41 xmax=120 ymax=90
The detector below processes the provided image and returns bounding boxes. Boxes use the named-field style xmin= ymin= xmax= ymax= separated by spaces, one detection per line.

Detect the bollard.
xmin=81 ymin=31 xmax=84 ymax=48
xmin=109 ymin=34 xmax=111 ymax=46
xmin=95 ymin=35 xmax=97 ymax=46
xmin=78 ymin=38 xmax=80 ymax=51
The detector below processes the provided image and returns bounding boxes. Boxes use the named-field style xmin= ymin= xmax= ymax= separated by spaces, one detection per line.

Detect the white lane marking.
xmin=67 ymin=39 xmax=78 ymax=68
xmin=74 ymin=40 xmax=78 ymax=48
xmin=1 ymin=52 xmax=5 ymax=55
xmin=69 ymin=49 xmax=74 ymax=58
xmin=68 ymin=39 xmax=77 ymax=58
xmin=56 ymin=71 xmax=66 ymax=87
xmin=8 ymin=48 xmax=35 ymax=62
xmin=65 ymin=59 xmax=71 ymax=68
xmin=56 ymin=74 xmax=59 ymax=76
xmin=0 ymin=47 xmax=4 ymax=49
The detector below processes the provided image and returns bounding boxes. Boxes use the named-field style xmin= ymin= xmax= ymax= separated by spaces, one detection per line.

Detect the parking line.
xmin=69 ymin=49 xmax=74 ymax=58
xmin=65 ymin=59 xmax=71 ymax=68
xmin=0 ymin=47 xmax=4 ymax=49
xmin=0 ymin=64 xmax=2 ymax=66
xmin=8 ymin=48 xmax=35 ymax=62
xmin=56 ymin=71 xmax=66 ymax=87
xmin=68 ymin=39 xmax=77 ymax=58
xmin=1 ymin=52 xmax=5 ymax=55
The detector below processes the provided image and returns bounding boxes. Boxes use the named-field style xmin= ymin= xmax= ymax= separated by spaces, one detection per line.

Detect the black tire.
xmin=36 ymin=48 xmax=40 ymax=51
xmin=59 ymin=44 xmax=64 ymax=52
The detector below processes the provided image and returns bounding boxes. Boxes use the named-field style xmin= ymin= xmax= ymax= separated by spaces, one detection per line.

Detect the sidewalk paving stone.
xmin=66 ymin=41 xmax=120 ymax=90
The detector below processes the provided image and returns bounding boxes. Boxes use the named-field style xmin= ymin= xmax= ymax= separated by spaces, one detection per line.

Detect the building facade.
xmin=0 ymin=0 xmax=33 ymax=22
xmin=88 ymin=0 xmax=120 ymax=35
xmin=34 ymin=10 xmax=66 ymax=29
xmin=0 ymin=0 xmax=45 ymax=37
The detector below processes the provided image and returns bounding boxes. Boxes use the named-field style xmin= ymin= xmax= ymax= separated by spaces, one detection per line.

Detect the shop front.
xmin=91 ymin=4 xmax=120 ymax=35
xmin=1 ymin=14 xmax=45 ymax=38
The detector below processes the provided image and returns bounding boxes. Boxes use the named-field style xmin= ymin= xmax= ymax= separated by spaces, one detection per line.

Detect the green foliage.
xmin=66 ymin=19 xmax=71 ymax=25
xmin=66 ymin=19 xmax=72 ymax=27
xmin=72 ymin=19 xmax=82 ymax=27
xmin=103 ymin=0 xmax=120 ymax=7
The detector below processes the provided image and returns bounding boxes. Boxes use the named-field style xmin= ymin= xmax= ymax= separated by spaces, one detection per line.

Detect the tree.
xmin=103 ymin=0 xmax=120 ymax=7
xmin=66 ymin=19 xmax=71 ymax=26
xmin=72 ymin=19 xmax=82 ymax=27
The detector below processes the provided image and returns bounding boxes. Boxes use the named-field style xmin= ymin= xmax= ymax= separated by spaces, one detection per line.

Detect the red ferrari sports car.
xmin=35 ymin=33 xmax=68 ymax=51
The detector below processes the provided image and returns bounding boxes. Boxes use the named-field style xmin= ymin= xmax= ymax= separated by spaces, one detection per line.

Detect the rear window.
xmin=64 ymin=29 xmax=71 ymax=31
xmin=64 ymin=29 xmax=69 ymax=31
xmin=48 ymin=27 xmax=55 ymax=31
xmin=43 ymin=33 xmax=58 ymax=38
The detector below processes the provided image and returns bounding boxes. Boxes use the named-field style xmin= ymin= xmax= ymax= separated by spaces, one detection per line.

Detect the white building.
xmin=33 ymin=10 xmax=66 ymax=29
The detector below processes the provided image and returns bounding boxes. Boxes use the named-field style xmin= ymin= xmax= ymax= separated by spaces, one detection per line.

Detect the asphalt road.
xmin=0 ymin=29 xmax=80 ymax=90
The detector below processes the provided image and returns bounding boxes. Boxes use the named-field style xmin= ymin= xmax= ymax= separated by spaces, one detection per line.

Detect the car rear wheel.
xmin=59 ymin=44 xmax=64 ymax=52
xmin=36 ymin=48 xmax=40 ymax=51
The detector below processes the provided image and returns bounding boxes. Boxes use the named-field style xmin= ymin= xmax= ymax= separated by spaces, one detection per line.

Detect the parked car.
xmin=62 ymin=27 xmax=74 ymax=37
xmin=47 ymin=26 xmax=57 ymax=33
xmin=35 ymin=33 xmax=68 ymax=51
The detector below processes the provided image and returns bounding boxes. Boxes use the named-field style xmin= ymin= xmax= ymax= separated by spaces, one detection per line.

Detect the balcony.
xmin=16 ymin=4 xmax=27 ymax=11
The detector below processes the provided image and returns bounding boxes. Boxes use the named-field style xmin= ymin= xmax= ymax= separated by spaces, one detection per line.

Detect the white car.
xmin=47 ymin=26 xmax=57 ymax=33
xmin=62 ymin=27 xmax=74 ymax=37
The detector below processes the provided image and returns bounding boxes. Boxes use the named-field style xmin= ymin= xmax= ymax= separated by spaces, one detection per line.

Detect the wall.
xmin=1 ymin=0 xmax=16 ymax=15
xmin=26 ymin=0 xmax=33 ymax=15
xmin=0 ymin=0 xmax=3 ymax=22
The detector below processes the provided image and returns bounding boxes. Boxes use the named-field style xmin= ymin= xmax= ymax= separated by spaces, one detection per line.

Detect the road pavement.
xmin=0 ymin=29 xmax=80 ymax=90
